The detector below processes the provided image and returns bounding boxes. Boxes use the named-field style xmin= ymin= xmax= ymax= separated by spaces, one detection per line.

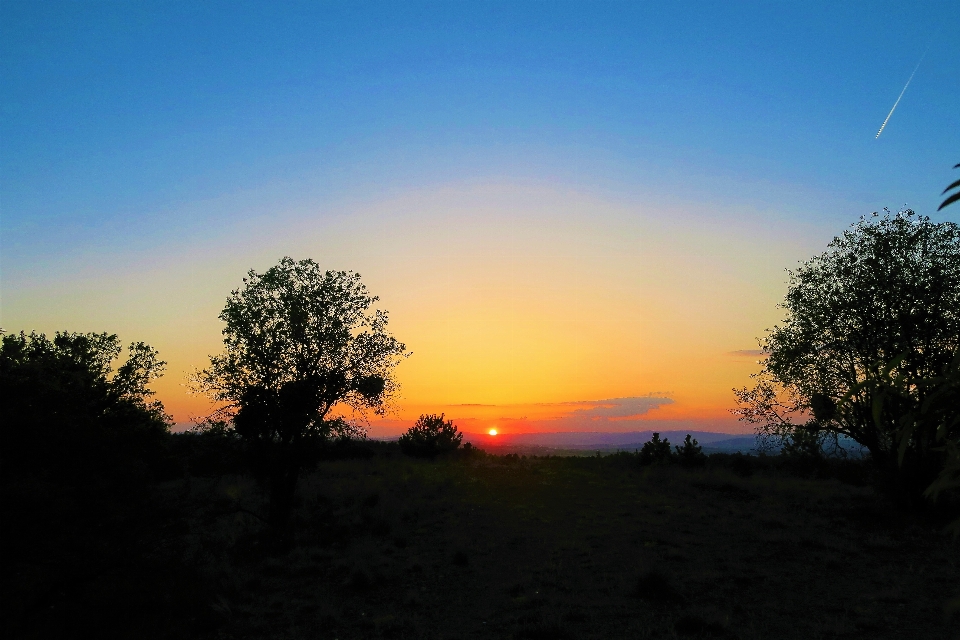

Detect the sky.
xmin=2 ymin=1 xmax=959 ymax=436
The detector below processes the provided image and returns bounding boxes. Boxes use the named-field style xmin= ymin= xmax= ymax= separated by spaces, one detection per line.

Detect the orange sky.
xmin=78 ymin=182 xmax=825 ymax=434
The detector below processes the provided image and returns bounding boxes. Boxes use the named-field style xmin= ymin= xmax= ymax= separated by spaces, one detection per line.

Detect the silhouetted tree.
xmin=398 ymin=413 xmax=463 ymax=458
xmin=196 ymin=257 xmax=407 ymax=531
xmin=0 ymin=331 xmax=169 ymax=479
xmin=638 ymin=432 xmax=674 ymax=466
xmin=0 ymin=333 xmax=214 ymax=639
xmin=733 ymin=209 xmax=960 ymax=496
xmin=674 ymin=434 xmax=706 ymax=468
xmin=0 ymin=332 xmax=168 ymax=484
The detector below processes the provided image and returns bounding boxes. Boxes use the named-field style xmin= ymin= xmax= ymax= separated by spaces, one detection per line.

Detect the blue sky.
xmin=5 ymin=2 xmax=957 ymax=244
xmin=2 ymin=2 xmax=959 ymax=429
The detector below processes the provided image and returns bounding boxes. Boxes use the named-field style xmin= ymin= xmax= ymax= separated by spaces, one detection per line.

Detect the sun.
xmin=488 ymin=428 xmax=498 ymax=436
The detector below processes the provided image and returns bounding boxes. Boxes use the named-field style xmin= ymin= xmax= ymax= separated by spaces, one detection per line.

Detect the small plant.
xmin=398 ymin=413 xmax=463 ymax=458
xmin=638 ymin=432 xmax=674 ymax=466
xmin=674 ymin=434 xmax=706 ymax=468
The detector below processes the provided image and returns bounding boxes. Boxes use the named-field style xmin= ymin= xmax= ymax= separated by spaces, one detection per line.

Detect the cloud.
xmin=728 ymin=349 xmax=765 ymax=357
xmin=561 ymin=396 xmax=673 ymax=419
xmin=509 ymin=395 xmax=674 ymax=431
xmin=365 ymin=395 xmax=677 ymax=436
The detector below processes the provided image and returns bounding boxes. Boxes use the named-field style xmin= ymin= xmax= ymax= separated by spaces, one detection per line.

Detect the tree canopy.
xmin=734 ymin=209 xmax=960 ymax=492
xmin=200 ymin=258 xmax=406 ymax=419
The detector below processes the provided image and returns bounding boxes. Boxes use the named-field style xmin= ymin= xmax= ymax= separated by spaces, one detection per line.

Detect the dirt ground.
xmin=179 ymin=452 xmax=959 ymax=640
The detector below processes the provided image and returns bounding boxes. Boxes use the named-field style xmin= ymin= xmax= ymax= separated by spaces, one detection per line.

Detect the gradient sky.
xmin=3 ymin=2 xmax=959 ymax=435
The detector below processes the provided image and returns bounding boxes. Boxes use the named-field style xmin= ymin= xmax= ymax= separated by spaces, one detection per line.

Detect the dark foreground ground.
xmin=6 ymin=448 xmax=959 ymax=639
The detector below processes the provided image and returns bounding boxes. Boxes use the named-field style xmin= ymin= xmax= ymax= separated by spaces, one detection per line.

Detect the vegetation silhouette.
xmin=632 ymin=433 xmax=708 ymax=469
xmin=195 ymin=257 xmax=407 ymax=539
xmin=674 ymin=434 xmax=707 ymax=468
xmin=734 ymin=209 xmax=960 ymax=500
xmin=0 ymin=331 xmax=226 ymax=639
xmin=398 ymin=413 xmax=463 ymax=458
xmin=637 ymin=432 xmax=673 ymax=465
xmin=0 ymin=330 xmax=170 ymax=480
xmin=939 ymin=162 xmax=960 ymax=211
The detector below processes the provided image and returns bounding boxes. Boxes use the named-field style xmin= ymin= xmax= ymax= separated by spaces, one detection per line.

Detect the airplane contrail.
xmin=875 ymin=47 xmax=930 ymax=139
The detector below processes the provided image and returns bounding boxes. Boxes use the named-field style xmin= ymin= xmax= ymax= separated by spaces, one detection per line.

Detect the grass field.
xmin=157 ymin=449 xmax=959 ymax=640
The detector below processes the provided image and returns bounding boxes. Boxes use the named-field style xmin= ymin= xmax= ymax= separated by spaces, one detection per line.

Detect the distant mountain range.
xmin=447 ymin=431 xmax=868 ymax=457
xmin=457 ymin=431 xmax=761 ymax=454
xmin=375 ymin=429 xmax=867 ymax=457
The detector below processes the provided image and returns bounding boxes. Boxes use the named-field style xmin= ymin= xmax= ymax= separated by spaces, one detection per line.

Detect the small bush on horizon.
xmin=459 ymin=441 xmax=486 ymax=459
xmin=638 ymin=432 xmax=674 ymax=466
xmin=674 ymin=434 xmax=706 ymax=468
xmin=399 ymin=413 xmax=463 ymax=458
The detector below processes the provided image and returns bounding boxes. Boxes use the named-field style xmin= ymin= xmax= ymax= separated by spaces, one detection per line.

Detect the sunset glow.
xmin=4 ymin=7 xmax=959 ymax=640
xmin=2 ymin=3 xmax=956 ymax=437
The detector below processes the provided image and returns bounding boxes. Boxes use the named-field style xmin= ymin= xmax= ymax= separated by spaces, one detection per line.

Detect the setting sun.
xmin=3 ymin=4 xmax=957 ymax=639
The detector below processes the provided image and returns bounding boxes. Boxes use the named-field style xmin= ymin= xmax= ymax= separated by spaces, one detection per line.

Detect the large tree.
xmin=734 ymin=209 xmax=960 ymax=494
xmin=0 ymin=331 xmax=169 ymax=479
xmin=198 ymin=257 xmax=407 ymax=528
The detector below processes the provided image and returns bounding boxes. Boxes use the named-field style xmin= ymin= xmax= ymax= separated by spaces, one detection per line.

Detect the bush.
xmin=638 ymin=432 xmax=674 ymax=466
xmin=674 ymin=434 xmax=706 ymax=468
xmin=458 ymin=441 xmax=486 ymax=459
xmin=398 ymin=413 xmax=463 ymax=458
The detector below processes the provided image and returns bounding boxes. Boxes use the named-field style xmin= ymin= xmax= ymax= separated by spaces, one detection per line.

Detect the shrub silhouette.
xmin=674 ymin=434 xmax=706 ymax=468
xmin=638 ymin=432 xmax=674 ymax=466
xmin=460 ymin=441 xmax=485 ymax=458
xmin=399 ymin=413 xmax=463 ymax=458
